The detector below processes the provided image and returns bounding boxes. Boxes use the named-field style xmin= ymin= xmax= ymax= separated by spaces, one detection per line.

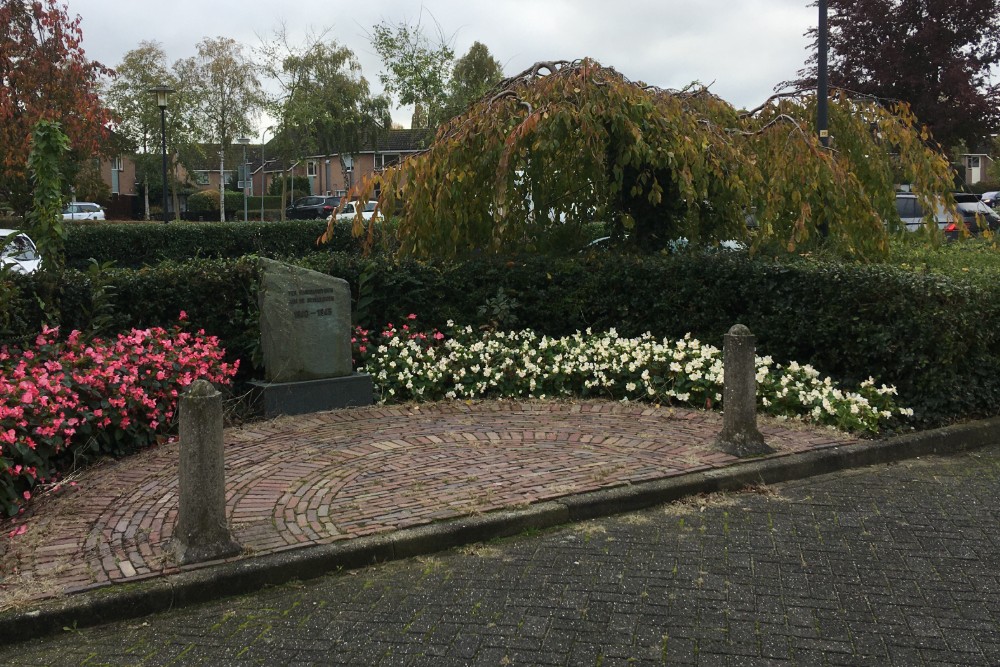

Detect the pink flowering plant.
xmin=0 ymin=317 xmax=238 ymax=516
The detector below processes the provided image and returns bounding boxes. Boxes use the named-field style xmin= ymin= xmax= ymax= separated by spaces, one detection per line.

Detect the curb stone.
xmin=2 ymin=417 xmax=999 ymax=645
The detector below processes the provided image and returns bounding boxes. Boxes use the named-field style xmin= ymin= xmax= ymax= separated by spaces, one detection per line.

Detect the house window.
xmin=307 ymin=161 xmax=317 ymax=177
xmin=968 ymin=156 xmax=981 ymax=169
xmin=111 ymin=156 xmax=123 ymax=194
xmin=378 ymin=154 xmax=401 ymax=170
xmin=193 ymin=171 xmax=209 ymax=185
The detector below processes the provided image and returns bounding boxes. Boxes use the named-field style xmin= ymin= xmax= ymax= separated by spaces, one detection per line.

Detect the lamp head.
xmin=148 ymin=85 xmax=175 ymax=109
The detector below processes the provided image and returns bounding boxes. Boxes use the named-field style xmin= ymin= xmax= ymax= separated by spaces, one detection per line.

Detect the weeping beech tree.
xmin=324 ymin=58 xmax=957 ymax=260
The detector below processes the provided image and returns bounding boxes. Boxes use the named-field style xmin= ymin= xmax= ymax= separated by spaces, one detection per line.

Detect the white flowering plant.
xmin=353 ymin=316 xmax=911 ymax=434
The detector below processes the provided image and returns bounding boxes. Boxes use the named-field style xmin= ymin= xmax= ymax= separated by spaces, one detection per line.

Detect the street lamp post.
xmin=817 ymin=0 xmax=829 ymax=149
xmin=149 ymin=86 xmax=174 ymax=223
xmin=236 ymin=137 xmax=251 ymax=222
xmin=816 ymin=0 xmax=830 ymax=239
xmin=260 ymin=126 xmax=273 ymax=222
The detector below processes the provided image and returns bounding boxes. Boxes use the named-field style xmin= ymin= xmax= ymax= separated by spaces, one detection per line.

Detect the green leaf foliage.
xmin=59 ymin=219 xmax=386 ymax=269
xmin=352 ymin=59 xmax=956 ymax=261
xmin=371 ymin=17 xmax=455 ymax=126
xmin=25 ymin=119 xmax=71 ymax=272
xmin=5 ymin=237 xmax=1000 ymax=428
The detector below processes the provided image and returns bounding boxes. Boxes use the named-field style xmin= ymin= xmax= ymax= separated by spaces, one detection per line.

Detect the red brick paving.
xmin=0 ymin=400 xmax=856 ymax=608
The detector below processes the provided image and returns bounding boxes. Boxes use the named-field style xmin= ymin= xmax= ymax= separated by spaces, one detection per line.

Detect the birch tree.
xmin=176 ymin=37 xmax=264 ymax=221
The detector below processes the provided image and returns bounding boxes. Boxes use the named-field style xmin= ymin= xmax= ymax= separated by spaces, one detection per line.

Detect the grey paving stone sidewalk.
xmin=3 ymin=441 xmax=1000 ymax=665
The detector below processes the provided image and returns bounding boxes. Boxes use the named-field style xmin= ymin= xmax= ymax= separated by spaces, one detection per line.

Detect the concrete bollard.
xmin=174 ymin=379 xmax=241 ymax=565
xmin=715 ymin=324 xmax=774 ymax=458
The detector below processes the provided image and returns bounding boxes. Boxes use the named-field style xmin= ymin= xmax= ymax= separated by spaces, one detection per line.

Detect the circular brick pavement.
xmin=0 ymin=400 xmax=855 ymax=607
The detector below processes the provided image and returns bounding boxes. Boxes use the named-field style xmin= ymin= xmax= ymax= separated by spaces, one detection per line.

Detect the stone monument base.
xmin=250 ymin=373 xmax=374 ymax=418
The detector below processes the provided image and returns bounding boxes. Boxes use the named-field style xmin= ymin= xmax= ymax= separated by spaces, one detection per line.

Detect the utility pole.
xmin=818 ymin=0 xmax=829 ymax=148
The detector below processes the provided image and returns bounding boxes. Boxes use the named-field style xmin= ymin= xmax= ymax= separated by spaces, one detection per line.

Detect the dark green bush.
xmin=186 ymin=189 xmax=246 ymax=214
xmin=4 ymin=250 xmax=998 ymax=428
xmin=301 ymin=251 xmax=1000 ymax=427
xmin=1 ymin=257 xmax=261 ymax=379
xmin=61 ymin=219 xmax=386 ymax=269
xmin=268 ymin=176 xmax=311 ymax=198
xmin=968 ymin=180 xmax=1000 ymax=195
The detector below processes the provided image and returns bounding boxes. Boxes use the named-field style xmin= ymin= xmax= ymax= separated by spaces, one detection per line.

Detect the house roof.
xmin=374 ymin=128 xmax=434 ymax=153
xmin=264 ymin=128 xmax=435 ymax=160
xmin=183 ymin=143 xmax=258 ymax=171
xmin=172 ymin=129 xmax=436 ymax=175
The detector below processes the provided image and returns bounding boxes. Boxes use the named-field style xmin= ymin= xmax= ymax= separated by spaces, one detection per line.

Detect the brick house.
xmin=958 ymin=148 xmax=996 ymax=185
xmin=89 ymin=129 xmax=432 ymax=219
xmin=250 ymin=128 xmax=433 ymax=200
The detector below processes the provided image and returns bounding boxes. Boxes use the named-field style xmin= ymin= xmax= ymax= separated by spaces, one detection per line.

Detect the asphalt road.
xmin=3 ymin=444 xmax=1000 ymax=666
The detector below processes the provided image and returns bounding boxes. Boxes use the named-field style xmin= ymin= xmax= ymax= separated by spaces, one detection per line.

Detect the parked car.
xmin=895 ymin=192 xmax=1000 ymax=239
xmin=335 ymin=200 xmax=383 ymax=222
xmin=0 ymin=229 xmax=41 ymax=275
xmin=61 ymin=202 xmax=105 ymax=221
xmin=981 ymin=191 xmax=999 ymax=210
xmin=285 ymin=196 xmax=341 ymax=220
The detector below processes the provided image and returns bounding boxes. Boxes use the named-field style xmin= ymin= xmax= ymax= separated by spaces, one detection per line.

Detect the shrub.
xmin=181 ymin=189 xmax=251 ymax=221
xmin=185 ymin=189 xmax=220 ymax=212
xmin=319 ymin=251 xmax=1000 ymax=427
xmin=4 ymin=249 xmax=1000 ymax=428
xmin=354 ymin=319 xmax=910 ymax=434
xmin=967 ymin=180 xmax=1000 ymax=195
xmin=61 ymin=220 xmax=377 ymax=269
xmin=0 ymin=321 xmax=238 ymax=516
xmin=268 ymin=176 xmax=311 ymax=198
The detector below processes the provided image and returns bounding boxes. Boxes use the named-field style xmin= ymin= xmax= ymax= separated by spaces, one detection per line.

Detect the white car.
xmin=1 ymin=229 xmax=41 ymax=275
xmin=335 ymin=200 xmax=383 ymax=222
xmin=61 ymin=202 xmax=105 ymax=221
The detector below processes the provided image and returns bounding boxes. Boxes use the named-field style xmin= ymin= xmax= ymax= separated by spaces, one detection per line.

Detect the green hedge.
xmin=968 ymin=180 xmax=1000 ymax=195
xmin=186 ymin=195 xmax=284 ymax=216
xmin=61 ymin=220 xmax=392 ymax=269
xmin=1 ymin=257 xmax=261 ymax=375
xmin=186 ymin=189 xmax=247 ymax=213
xmin=293 ymin=251 xmax=1000 ymax=427
xmin=4 ymin=251 xmax=998 ymax=427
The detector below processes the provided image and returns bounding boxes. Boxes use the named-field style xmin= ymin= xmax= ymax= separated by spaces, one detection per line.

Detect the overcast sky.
xmin=65 ymin=0 xmax=819 ymax=133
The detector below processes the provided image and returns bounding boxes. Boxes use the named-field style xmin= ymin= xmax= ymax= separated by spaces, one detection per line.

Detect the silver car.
xmin=895 ymin=192 xmax=1000 ymax=238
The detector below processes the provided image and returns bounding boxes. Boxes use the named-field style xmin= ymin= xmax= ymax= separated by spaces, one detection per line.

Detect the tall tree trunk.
xmin=219 ymin=151 xmax=226 ymax=222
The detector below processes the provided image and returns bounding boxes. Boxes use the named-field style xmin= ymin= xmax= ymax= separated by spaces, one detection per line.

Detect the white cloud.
xmin=66 ymin=0 xmax=818 ymax=129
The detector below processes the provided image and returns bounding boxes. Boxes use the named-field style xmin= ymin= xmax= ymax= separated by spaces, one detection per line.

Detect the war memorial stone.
xmin=252 ymin=258 xmax=373 ymax=417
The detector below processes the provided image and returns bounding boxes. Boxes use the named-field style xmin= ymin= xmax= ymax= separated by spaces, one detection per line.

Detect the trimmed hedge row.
xmin=1 ymin=257 xmax=261 ymax=377
xmin=3 ymin=251 xmax=998 ymax=427
xmin=297 ymin=252 xmax=1000 ymax=426
xmin=60 ymin=219 xmax=387 ymax=270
